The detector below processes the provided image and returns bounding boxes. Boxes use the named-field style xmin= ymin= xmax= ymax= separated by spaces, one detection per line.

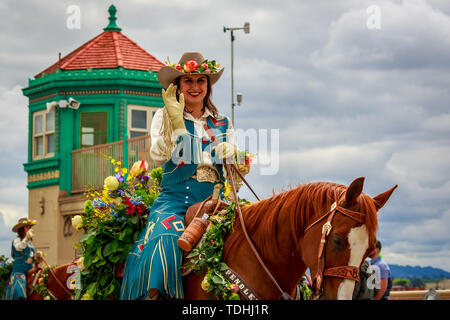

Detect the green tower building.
xmin=22 ymin=5 xmax=165 ymax=265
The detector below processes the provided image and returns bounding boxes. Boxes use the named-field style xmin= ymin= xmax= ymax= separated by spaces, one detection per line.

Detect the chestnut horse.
xmin=27 ymin=263 xmax=75 ymax=300
xmin=183 ymin=177 xmax=397 ymax=300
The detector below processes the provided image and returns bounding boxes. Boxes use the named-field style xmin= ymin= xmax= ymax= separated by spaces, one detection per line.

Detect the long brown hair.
xmin=174 ymin=75 xmax=219 ymax=117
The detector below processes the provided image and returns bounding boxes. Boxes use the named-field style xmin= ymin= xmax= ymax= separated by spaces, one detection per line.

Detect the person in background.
xmin=3 ymin=218 xmax=37 ymax=300
xmin=370 ymin=240 xmax=392 ymax=300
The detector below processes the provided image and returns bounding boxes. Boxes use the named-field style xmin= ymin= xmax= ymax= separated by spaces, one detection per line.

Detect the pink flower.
xmin=184 ymin=60 xmax=199 ymax=73
xmin=229 ymin=283 xmax=239 ymax=293
xmin=175 ymin=64 xmax=181 ymax=70
xmin=205 ymin=69 xmax=211 ymax=74
xmin=202 ymin=63 xmax=209 ymax=70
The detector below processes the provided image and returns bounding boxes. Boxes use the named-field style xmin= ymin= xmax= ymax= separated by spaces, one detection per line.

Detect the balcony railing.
xmin=71 ymin=135 xmax=155 ymax=193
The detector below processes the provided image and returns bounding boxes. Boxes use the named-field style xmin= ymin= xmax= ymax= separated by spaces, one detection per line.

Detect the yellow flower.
xmin=81 ymin=293 xmax=93 ymax=300
xmin=201 ymin=275 xmax=210 ymax=291
xmin=115 ymin=167 xmax=119 ymax=173
xmin=117 ymin=161 xmax=122 ymax=166
xmin=130 ymin=160 xmax=149 ymax=176
xmin=44 ymin=295 xmax=51 ymax=300
xmin=104 ymin=176 xmax=119 ymax=191
xmin=76 ymin=256 xmax=85 ymax=271
xmin=71 ymin=215 xmax=83 ymax=230
xmin=122 ymin=168 xmax=128 ymax=175
xmin=224 ymin=181 xmax=231 ymax=199
xmin=112 ymin=198 xmax=122 ymax=206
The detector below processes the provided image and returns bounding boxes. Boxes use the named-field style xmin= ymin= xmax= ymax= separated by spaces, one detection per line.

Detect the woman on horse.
xmin=120 ymin=52 xmax=244 ymax=300
xmin=3 ymin=218 xmax=37 ymax=300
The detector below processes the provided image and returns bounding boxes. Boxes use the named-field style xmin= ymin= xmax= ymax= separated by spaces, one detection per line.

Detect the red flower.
xmin=183 ymin=60 xmax=199 ymax=73
xmin=122 ymin=197 xmax=146 ymax=217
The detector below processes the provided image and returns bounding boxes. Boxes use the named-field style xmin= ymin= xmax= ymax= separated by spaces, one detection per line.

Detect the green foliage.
xmin=0 ymin=255 xmax=13 ymax=296
xmin=150 ymin=167 xmax=163 ymax=187
xmin=73 ymin=165 xmax=162 ymax=300
xmin=393 ymin=278 xmax=411 ymax=286
xmin=187 ymin=201 xmax=240 ymax=300
xmin=298 ymin=276 xmax=312 ymax=300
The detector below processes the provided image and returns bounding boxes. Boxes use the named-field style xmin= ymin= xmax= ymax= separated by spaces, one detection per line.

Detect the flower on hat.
xmin=168 ymin=59 xmax=220 ymax=75
xmin=23 ymin=219 xmax=37 ymax=227
xmin=184 ymin=60 xmax=199 ymax=73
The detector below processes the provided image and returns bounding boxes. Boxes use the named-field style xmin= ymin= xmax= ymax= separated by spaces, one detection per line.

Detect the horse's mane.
xmin=224 ymin=181 xmax=378 ymax=263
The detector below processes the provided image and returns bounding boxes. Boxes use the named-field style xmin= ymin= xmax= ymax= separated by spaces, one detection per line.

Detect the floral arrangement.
xmin=72 ymin=157 xmax=162 ymax=300
xmin=32 ymin=267 xmax=53 ymax=300
xmin=184 ymin=201 xmax=241 ymax=300
xmin=166 ymin=58 xmax=221 ymax=74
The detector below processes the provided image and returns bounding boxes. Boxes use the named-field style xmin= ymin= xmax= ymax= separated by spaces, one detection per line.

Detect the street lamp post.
xmin=223 ymin=22 xmax=250 ymax=126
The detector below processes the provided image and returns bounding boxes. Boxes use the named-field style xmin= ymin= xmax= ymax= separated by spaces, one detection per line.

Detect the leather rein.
xmin=204 ymin=123 xmax=292 ymax=300
xmin=204 ymin=121 xmax=367 ymax=300
xmin=303 ymin=198 xmax=366 ymax=299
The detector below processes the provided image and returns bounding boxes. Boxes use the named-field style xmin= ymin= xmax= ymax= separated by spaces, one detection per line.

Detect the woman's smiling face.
xmin=178 ymin=74 xmax=208 ymax=108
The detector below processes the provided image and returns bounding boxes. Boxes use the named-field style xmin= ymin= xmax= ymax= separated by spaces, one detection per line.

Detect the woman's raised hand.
xmin=162 ymin=84 xmax=186 ymax=133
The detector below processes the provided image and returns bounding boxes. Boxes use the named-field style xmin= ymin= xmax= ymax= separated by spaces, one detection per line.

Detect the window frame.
xmin=127 ymin=105 xmax=159 ymax=139
xmin=32 ymin=109 xmax=55 ymax=160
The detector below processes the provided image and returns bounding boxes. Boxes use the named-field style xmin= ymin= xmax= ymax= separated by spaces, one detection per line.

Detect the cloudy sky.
xmin=1 ymin=0 xmax=449 ymax=271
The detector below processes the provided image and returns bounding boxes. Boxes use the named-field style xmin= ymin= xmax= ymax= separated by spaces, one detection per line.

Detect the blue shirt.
xmin=371 ymin=256 xmax=391 ymax=299
xmin=370 ymin=257 xmax=390 ymax=279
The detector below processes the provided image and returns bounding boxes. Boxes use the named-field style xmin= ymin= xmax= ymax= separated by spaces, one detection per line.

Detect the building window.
xmin=80 ymin=112 xmax=108 ymax=148
xmin=33 ymin=110 xmax=55 ymax=160
xmin=128 ymin=105 xmax=159 ymax=138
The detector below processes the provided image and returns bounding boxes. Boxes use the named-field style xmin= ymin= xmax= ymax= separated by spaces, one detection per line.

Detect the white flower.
xmin=71 ymin=215 xmax=83 ymax=230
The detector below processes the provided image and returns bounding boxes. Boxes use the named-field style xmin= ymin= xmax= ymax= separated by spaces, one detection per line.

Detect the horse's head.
xmin=301 ymin=177 xmax=397 ymax=300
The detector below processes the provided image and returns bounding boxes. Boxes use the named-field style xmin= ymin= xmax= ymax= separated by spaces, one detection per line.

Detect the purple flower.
xmin=115 ymin=173 xmax=124 ymax=183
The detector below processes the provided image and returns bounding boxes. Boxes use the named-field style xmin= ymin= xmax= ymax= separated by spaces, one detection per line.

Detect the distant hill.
xmin=390 ymin=264 xmax=450 ymax=279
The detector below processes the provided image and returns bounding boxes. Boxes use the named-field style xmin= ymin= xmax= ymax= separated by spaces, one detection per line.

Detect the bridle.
xmin=303 ymin=198 xmax=366 ymax=299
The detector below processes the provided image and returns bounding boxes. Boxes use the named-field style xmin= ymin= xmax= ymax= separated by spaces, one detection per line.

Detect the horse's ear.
xmin=373 ymin=184 xmax=398 ymax=211
xmin=345 ymin=177 xmax=365 ymax=205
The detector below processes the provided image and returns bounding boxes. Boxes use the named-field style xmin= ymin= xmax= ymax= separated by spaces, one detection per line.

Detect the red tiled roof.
xmin=35 ymin=31 xmax=165 ymax=78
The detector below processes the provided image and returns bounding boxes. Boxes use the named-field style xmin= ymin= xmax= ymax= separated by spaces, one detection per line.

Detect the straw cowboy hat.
xmin=157 ymin=52 xmax=224 ymax=89
xmin=12 ymin=217 xmax=37 ymax=233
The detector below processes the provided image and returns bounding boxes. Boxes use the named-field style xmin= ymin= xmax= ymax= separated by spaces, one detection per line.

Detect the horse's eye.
xmin=332 ymin=235 xmax=344 ymax=250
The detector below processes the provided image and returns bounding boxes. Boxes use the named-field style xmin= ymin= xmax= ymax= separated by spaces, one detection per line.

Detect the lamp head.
xmin=243 ymin=22 xmax=250 ymax=34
